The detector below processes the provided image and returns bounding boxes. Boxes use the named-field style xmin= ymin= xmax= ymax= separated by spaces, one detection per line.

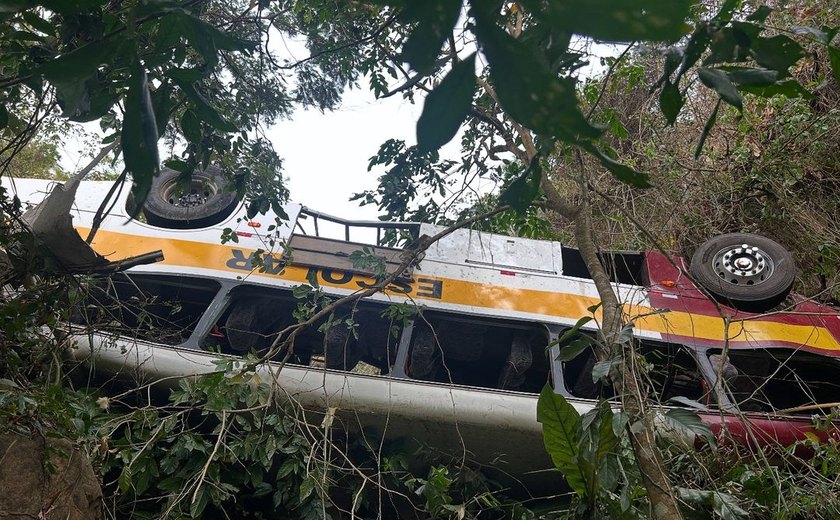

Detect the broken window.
xmin=203 ymin=286 xmax=404 ymax=374
xmin=561 ymin=337 xmax=708 ymax=404
xmin=708 ymin=348 xmax=840 ymax=413
xmin=405 ymin=313 xmax=550 ymax=393
xmin=74 ymin=274 xmax=220 ymax=345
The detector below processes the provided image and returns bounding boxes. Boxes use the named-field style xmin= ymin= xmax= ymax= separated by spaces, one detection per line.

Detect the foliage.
xmin=2 ymin=1 xmax=840 ymax=519
xmin=94 ymin=360 xmax=328 ymax=519
xmin=0 ymin=0 xmax=391 ymax=211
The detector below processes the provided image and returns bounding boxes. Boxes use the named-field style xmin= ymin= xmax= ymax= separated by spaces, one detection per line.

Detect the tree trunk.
xmin=569 ymin=200 xmax=684 ymax=520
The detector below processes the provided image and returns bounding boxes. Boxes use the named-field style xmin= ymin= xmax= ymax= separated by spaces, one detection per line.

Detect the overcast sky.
xmin=267 ymin=87 xmax=425 ymax=221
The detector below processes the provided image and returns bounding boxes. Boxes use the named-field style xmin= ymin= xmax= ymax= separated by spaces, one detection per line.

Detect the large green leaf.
xmin=738 ymin=79 xmax=813 ymax=99
xmin=151 ymin=80 xmax=174 ymax=136
xmin=556 ymin=337 xmax=594 ymax=362
xmin=751 ymin=35 xmax=804 ymax=74
xmin=593 ymin=400 xmax=618 ymax=464
xmin=399 ymin=0 xmax=461 ymax=73
xmin=122 ymin=64 xmax=160 ymax=215
xmin=519 ymin=0 xmax=692 ymax=43
xmin=170 ymin=11 xmax=254 ymax=69
xmin=471 ymin=8 xmax=600 ymax=143
xmin=663 ymin=408 xmax=714 ymax=445
xmin=499 ymin=158 xmax=542 ymax=214
xmin=180 ymin=109 xmax=202 ymax=144
xmin=171 ymin=77 xmax=237 ymax=132
xmin=416 ymin=53 xmax=476 ymax=152
xmin=589 ymin=146 xmax=651 ymax=188
xmin=659 ymin=80 xmax=683 ymax=126
xmin=694 ymin=99 xmax=720 ymax=159
xmin=719 ymin=66 xmax=777 ymax=86
xmin=536 ymin=385 xmax=586 ymax=495
xmin=698 ymin=67 xmax=743 ymax=110
xmin=38 ymin=36 xmax=128 ymax=83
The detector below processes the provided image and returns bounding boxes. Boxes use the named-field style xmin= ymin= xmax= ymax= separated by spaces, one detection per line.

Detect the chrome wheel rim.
xmin=161 ymin=175 xmax=219 ymax=207
xmin=712 ymin=243 xmax=774 ymax=286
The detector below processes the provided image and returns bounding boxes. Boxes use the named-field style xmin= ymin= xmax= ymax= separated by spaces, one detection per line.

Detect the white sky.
xmin=267 ymin=87 xmax=424 ymax=221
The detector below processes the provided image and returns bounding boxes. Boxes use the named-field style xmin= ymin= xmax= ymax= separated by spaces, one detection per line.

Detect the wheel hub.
xmin=162 ymin=176 xmax=218 ymax=208
xmin=712 ymin=243 xmax=774 ymax=286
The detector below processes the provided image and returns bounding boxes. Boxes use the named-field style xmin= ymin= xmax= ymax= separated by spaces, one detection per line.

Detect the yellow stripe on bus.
xmin=82 ymin=228 xmax=840 ymax=353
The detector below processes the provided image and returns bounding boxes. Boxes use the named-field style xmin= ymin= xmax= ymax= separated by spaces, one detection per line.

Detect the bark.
xmin=571 ymin=205 xmax=684 ymax=520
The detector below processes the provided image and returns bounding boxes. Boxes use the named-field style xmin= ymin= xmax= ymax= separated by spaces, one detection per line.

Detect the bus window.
xmin=203 ymin=286 xmax=403 ymax=374
xmin=638 ymin=342 xmax=707 ymax=403
xmin=406 ymin=315 xmax=550 ymax=393
xmin=75 ymin=275 xmax=220 ymax=346
xmin=560 ymin=337 xmax=708 ymax=405
xmin=708 ymin=348 xmax=840 ymax=413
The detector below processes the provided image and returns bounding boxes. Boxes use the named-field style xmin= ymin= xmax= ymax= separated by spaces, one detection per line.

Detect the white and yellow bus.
xmin=6 ymin=170 xmax=840 ymax=490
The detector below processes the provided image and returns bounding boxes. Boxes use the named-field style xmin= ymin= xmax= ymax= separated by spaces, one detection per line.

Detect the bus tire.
xmin=689 ymin=232 xmax=796 ymax=312
xmin=142 ymin=166 xmax=239 ymax=229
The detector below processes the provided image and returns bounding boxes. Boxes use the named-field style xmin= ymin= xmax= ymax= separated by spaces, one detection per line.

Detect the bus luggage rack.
xmin=295 ymin=207 xmax=421 ymax=249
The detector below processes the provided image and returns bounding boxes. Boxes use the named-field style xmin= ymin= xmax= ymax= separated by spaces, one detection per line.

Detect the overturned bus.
xmin=6 ymin=170 xmax=840 ymax=491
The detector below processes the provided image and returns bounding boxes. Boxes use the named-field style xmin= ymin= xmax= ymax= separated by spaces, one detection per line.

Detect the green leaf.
xmin=118 ymin=465 xmax=131 ymax=493
xmin=151 ymin=80 xmax=174 ymax=136
xmin=556 ymin=316 xmax=594 ymax=347
xmin=590 ymin=147 xmax=651 ymax=188
xmin=0 ymin=104 xmax=7 ymax=129
xmin=536 ymin=385 xmax=586 ymax=495
xmin=165 ymin=67 xmax=206 ymax=82
xmin=653 ymin=46 xmax=684 ymax=88
xmin=299 ymin=477 xmax=315 ymax=503
xmin=751 ymin=35 xmax=804 ymax=74
xmin=39 ymin=36 xmax=127 ymax=83
xmin=170 ymin=11 xmax=254 ymax=69
xmin=122 ymin=63 xmax=160 ymax=215
xmin=746 ymin=5 xmax=772 ymax=23
xmin=21 ymin=11 xmax=54 ymax=35
xmin=611 ymin=411 xmax=628 ymax=437
xmin=829 ymin=46 xmax=840 ymax=86
xmin=659 ymin=80 xmax=683 ymax=125
xmin=593 ymin=401 xmax=618 ymax=464
xmin=164 ymin=159 xmax=190 ymax=173
xmin=180 ymin=109 xmax=202 ymax=144
xmin=719 ymin=67 xmax=778 ymax=86
xmin=171 ymin=77 xmax=237 ymax=132
xmin=738 ymin=79 xmax=813 ymax=99
xmin=663 ymin=408 xmax=714 ymax=445
xmin=556 ymin=337 xmax=594 ymax=362
xmin=677 ymin=488 xmax=748 ymax=520
xmin=190 ymin=486 xmax=209 ymax=518
xmin=499 ymin=158 xmax=542 ymax=213
xmin=36 ymin=0 xmax=106 ymax=14
xmin=698 ymin=67 xmax=743 ymax=110
xmin=472 ymin=8 xmax=600 ymax=142
xmin=416 ymin=53 xmax=476 ymax=152
xmin=694 ymin=98 xmax=721 ymax=159
xmin=399 ymin=0 xmax=461 ymax=73
xmin=519 ymin=0 xmax=693 ymax=43
xmin=592 ymin=359 xmax=619 ymax=382
xmin=666 ymin=396 xmax=708 ymax=410
xmin=712 ymin=0 xmax=739 ymax=23
xmin=790 ymin=25 xmax=829 ymax=43
xmin=616 ymin=322 xmax=634 ymax=344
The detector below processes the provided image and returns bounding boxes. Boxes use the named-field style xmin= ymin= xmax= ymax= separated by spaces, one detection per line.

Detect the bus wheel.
xmin=689 ymin=232 xmax=796 ymax=312
xmin=142 ymin=166 xmax=239 ymax=229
